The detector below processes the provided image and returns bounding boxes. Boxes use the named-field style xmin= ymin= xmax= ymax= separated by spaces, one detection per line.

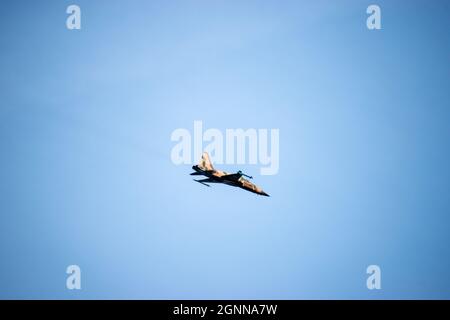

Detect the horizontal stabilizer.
xmin=194 ymin=179 xmax=211 ymax=187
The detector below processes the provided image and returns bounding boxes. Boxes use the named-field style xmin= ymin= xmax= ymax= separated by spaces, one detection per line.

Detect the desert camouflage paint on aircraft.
xmin=190 ymin=152 xmax=270 ymax=197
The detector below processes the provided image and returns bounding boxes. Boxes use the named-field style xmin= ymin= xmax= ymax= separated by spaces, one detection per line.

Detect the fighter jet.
xmin=190 ymin=152 xmax=270 ymax=197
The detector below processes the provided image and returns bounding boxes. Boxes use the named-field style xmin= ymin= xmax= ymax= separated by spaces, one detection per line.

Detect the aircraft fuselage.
xmin=191 ymin=165 xmax=269 ymax=196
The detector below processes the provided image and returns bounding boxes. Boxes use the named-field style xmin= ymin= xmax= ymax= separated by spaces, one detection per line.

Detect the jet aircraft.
xmin=190 ymin=152 xmax=270 ymax=196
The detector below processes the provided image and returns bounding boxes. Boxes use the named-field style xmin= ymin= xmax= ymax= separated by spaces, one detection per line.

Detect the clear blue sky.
xmin=0 ymin=0 xmax=449 ymax=299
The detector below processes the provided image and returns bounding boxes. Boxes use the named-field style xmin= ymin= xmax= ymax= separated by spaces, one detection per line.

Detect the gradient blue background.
xmin=1 ymin=0 xmax=449 ymax=299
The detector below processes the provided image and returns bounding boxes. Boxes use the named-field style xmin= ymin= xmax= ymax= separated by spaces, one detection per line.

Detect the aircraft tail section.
xmin=198 ymin=152 xmax=214 ymax=171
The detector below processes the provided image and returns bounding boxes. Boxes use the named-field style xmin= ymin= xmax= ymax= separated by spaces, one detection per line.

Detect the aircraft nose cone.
xmin=261 ymin=191 xmax=270 ymax=197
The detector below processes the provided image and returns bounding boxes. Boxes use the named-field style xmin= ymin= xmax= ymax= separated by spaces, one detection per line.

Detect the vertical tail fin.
xmin=198 ymin=152 xmax=214 ymax=171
